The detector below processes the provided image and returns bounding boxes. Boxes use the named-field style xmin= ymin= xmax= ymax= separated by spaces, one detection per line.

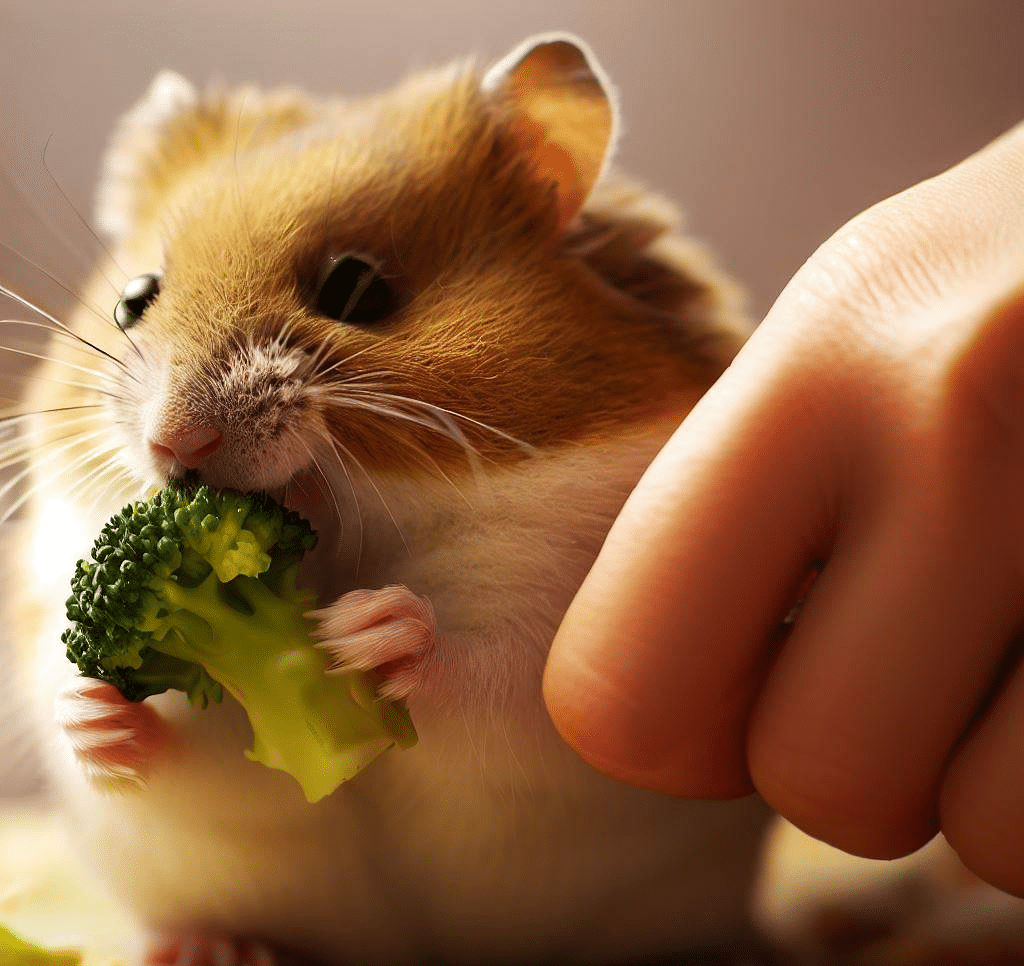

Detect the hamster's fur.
xmin=10 ymin=35 xmax=771 ymax=965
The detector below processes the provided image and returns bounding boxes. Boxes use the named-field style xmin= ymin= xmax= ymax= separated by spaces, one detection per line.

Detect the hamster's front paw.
xmin=145 ymin=932 xmax=277 ymax=966
xmin=55 ymin=678 xmax=164 ymax=788
xmin=312 ymin=585 xmax=438 ymax=702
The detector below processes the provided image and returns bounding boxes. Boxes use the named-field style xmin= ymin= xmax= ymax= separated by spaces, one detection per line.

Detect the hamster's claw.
xmin=55 ymin=678 xmax=164 ymax=789
xmin=145 ymin=932 xmax=277 ymax=966
xmin=310 ymin=585 xmax=438 ymax=702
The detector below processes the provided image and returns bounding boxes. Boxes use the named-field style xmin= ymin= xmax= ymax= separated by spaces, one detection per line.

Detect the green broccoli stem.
xmin=149 ymin=572 xmax=417 ymax=803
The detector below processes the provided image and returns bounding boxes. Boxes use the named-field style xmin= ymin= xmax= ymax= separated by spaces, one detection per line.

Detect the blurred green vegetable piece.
xmin=0 ymin=924 xmax=82 ymax=966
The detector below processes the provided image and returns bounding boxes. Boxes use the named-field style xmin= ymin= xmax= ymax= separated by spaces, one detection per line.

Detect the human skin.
xmin=545 ymin=121 xmax=1024 ymax=896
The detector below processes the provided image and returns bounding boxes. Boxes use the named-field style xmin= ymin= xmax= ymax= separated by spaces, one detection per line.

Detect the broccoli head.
xmin=63 ymin=482 xmax=417 ymax=802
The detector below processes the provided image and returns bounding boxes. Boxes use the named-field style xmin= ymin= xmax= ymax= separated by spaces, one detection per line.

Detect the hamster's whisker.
xmin=343 ymin=389 xmax=488 ymax=482
xmin=0 ymin=155 xmax=123 ymax=297
xmin=12 ymin=366 xmax=127 ymax=404
xmin=316 ymin=391 xmax=443 ymax=435
xmin=34 ymin=434 xmax=117 ymax=483
xmin=313 ymin=430 xmax=364 ymax=571
xmin=0 ymin=439 xmax=100 ymax=474
xmin=312 ymin=389 xmax=480 ymax=496
xmin=0 ymin=316 xmax=126 ymax=369
xmin=0 ymin=416 xmax=102 ymax=455
xmin=0 ymin=403 xmax=104 ymax=425
xmin=301 ymin=335 xmax=341 ymax=382
xmin=0 ymin=410 xmax=103 ymax=449
xmin=324 ymin=432 xmax=399 ymax=569
xmin=64 ymin=451 xmax=130 ymax=513
xmin=395 ymin=399 xmax=486 ymax=486
xmin=339 ymin=370 xmax=401 ymax=386
xmin=294 ymin=432 xmax=344 ymax=529
xmin=0 ymin=429 xmax=114 ymax=521
xmin=79 ymin=458 xmax=139 ymax=521
xmin=2 ymin=443 xmax=119 ymax=525
xmin=40 ymin=137 xmax=130 ymax=286
xmin=338 ymin=437 xmax=410 ymax=557
xmin=342 ymin=392 xmax=475 ymax=498
xmin=334 ymin=378 xmax=394 ymax=393
xmin=0 ymin=421 xmax=108 ymax=471
xmin=0 ymin=239 xmax=129 ymax=349
xmin=6 ymin=325 xmax=137 ymax=381
xmin=272 ymin=315 xmax=300 ymax=355
xmin=0 ymin=341 xmax=127 ymax=389
xmin=3 ymin=315 xmax=137 ymax=376
xmin=0 ymin=282 xmax=136 ymax=374
xmin=308 ymin=344 xmax=389 ymax=383
xmin=393 ymin=424 xmax=472 ymax=502
xmin=60 ymin=451 xmax=119 ymax=501
xmin=354 ymin=389 xmax=538 ymax=457
xmin=316 ymin=364 xmax=399 ymax=389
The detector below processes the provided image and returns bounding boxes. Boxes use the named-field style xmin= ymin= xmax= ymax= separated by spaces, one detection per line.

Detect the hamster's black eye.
xmin=316 ymin=255 xmax=395 ymax=325
xmin=114 ymin=273 xmax=161 ymax=330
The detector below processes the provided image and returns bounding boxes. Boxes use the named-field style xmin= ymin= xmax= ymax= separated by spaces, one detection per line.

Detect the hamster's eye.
xmin=114 ymin=273 xmax=161 ymax=330
xmin=316 ymin=255 xmax=395 ymax=325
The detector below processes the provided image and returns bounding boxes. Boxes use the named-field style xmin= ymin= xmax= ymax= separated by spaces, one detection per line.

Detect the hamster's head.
xmin=82 ymin=35 xmax=745 ymax=507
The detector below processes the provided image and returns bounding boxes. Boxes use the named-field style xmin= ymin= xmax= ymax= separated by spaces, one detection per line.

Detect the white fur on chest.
xmin=24 ymin=430 xmax=771 ymax=964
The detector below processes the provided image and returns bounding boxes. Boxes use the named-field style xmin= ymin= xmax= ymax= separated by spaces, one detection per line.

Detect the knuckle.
xmin=938 ymin=290 xmax=1024 ymax=463
xmin=800 ymin=203 xmax=944 ymax=327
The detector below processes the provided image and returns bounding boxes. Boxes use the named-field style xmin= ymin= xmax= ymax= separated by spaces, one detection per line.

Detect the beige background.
xmin=0 ymin=0 xmax=1021 ymax=798
xmin=2 ymin=0 xmax=1022 ymax=321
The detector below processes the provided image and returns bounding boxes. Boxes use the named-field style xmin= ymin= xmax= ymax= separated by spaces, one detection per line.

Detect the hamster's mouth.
xmin=274 ymin=468 xmax=338 ymax=534
xmin=161 ymin=465 xmax=323 ymax=525
xmin=162 ymin=459 xmax=337 ymax=547
xmin=275 ymin=468 xmax=316 ymax=509
xmin=276 ymin=469 xmax=345 ymax=605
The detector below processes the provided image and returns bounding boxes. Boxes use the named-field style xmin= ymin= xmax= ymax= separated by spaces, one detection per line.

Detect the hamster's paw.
xmin=311 ymin=585 xmax=438 ymax=701
xmin=145 ymin=932 xmax=277 ymax=966
xmin=54 ymin=678 xmax=164 ymax=788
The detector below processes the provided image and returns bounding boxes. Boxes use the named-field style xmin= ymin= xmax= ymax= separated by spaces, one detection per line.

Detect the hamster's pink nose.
xmin=149 ymin=423 xmax=224 ymax=469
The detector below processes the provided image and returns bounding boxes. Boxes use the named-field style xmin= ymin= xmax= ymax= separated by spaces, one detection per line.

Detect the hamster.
xmin=9 ymin=34 xmax=771 ymax=966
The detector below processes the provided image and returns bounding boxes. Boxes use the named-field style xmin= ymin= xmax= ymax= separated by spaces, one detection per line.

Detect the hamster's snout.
xmin=148 ymin=421 xmax=223 ymax=472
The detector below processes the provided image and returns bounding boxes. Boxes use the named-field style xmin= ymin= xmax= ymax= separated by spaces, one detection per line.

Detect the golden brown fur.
xmin=91 ymin=59 xmax=748 ymax=478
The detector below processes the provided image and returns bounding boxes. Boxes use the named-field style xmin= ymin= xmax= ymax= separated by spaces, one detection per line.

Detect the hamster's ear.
xmin=95 ymin=72 xmax=313 ymax=244
xmin=95 ymin=71 xmax=200 ymax=243
xmin=483 ymin=34 xmax=618 ymax=229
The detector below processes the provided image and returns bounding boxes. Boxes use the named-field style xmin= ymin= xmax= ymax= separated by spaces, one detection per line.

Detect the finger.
xmin=937 ymin=289 xmax=1024 ymax=894
xmin=941 ymin=642 xmax=1024 ymax=897
xmin=748 ymin=479 xmax=1022 ymax=860
xmin=544 ymin=334 xmax=839 ymax=797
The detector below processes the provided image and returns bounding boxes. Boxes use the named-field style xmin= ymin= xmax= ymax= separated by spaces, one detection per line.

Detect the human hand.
xmin=544 ymin=122 xmax=1024 ymax=894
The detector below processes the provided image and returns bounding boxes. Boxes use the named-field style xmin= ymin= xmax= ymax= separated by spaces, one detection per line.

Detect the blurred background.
xmin=0 ymin=0 xmax=1020 ymax=795
xmin=2 ymin=0 xmax=1021 ymax=321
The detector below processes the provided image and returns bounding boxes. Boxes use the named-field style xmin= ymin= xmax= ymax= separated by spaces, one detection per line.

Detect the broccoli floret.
xmin=62 ymin=482 xmax=417 ymax=802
